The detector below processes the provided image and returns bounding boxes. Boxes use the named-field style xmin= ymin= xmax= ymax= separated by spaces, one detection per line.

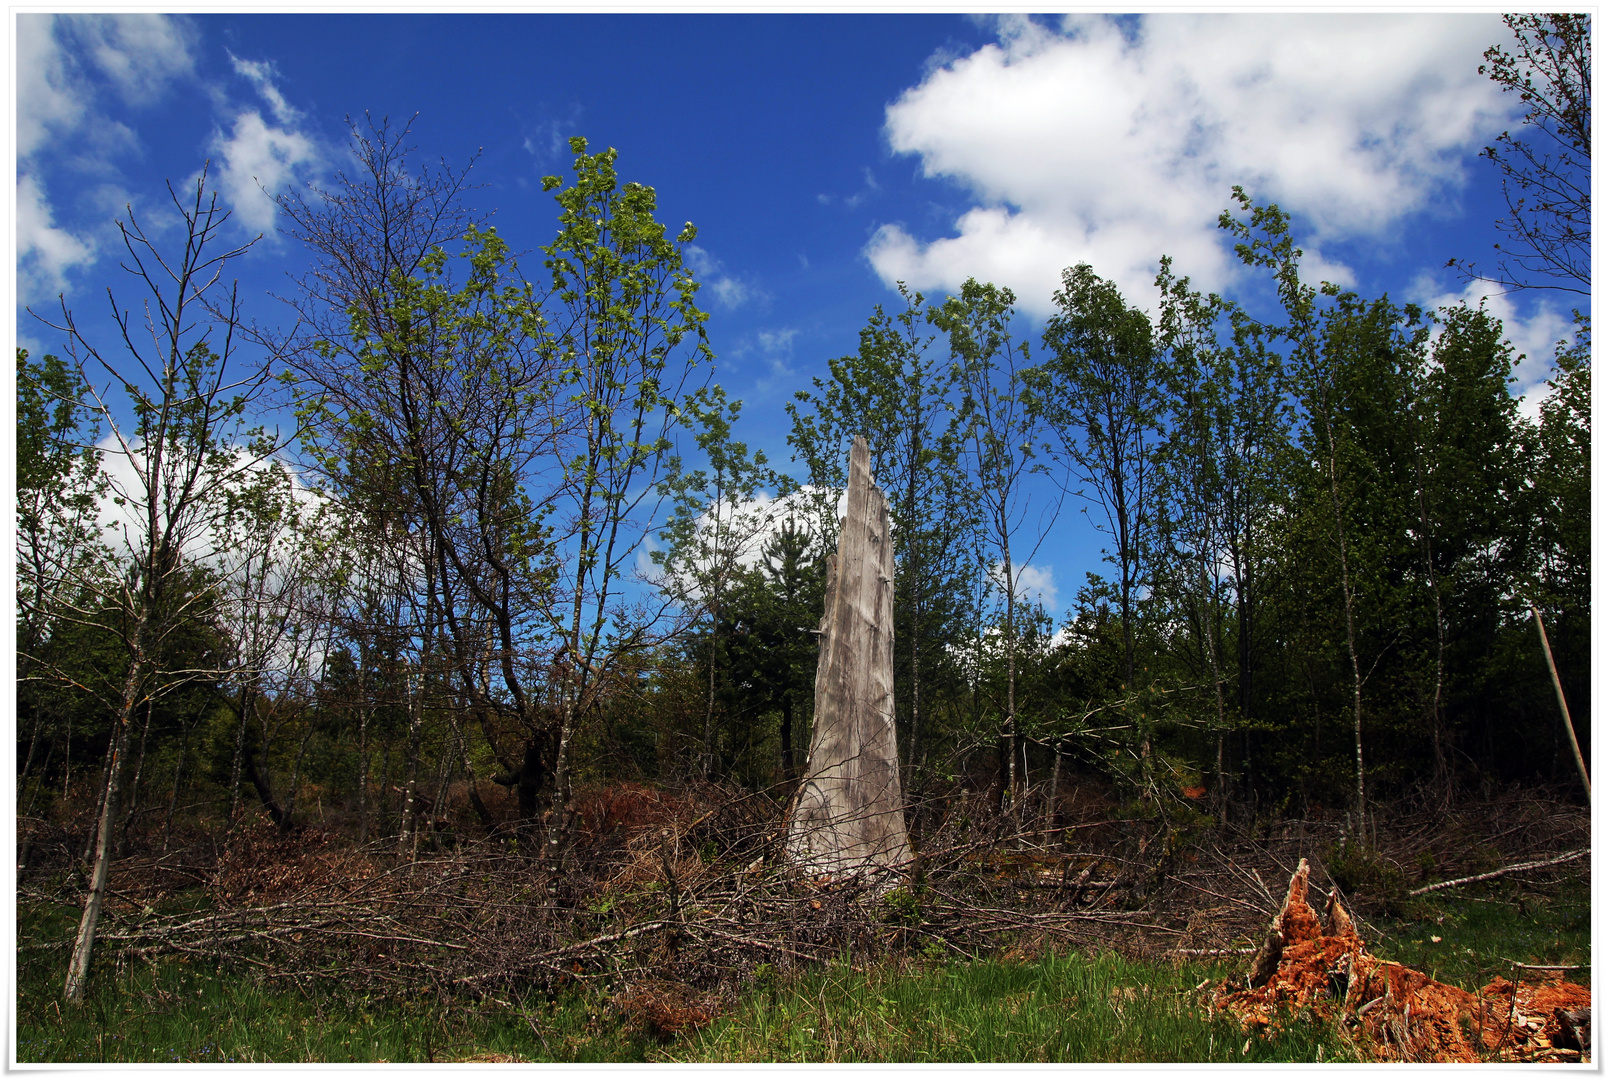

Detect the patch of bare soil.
xmin=1213 ymin=858 xmax=1590 ymax=1063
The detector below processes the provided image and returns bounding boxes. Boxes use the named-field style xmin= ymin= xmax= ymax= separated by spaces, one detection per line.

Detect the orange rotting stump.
xmin=1213 ymin=858 xmax=1589 ymax=1063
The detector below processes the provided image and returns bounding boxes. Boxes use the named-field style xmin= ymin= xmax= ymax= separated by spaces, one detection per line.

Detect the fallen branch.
xmin=1408 ymin=848 xmax=1588 ymax=896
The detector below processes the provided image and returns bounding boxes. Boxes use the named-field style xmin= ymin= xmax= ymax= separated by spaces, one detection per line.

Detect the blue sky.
xmin=13 ymin=12 xmax=1580 ymax=622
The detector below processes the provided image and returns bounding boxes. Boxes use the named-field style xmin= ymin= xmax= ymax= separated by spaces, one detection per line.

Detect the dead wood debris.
xmin=19 ymin=781 xmax=1589 ymax=1034
xmin=1213 ymin=857 xmax=1591 ymax=1063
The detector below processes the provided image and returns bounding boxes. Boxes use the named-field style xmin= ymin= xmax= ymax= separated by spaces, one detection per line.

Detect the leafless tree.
xmin=30 ymin=168 xmax=287 ymax=1003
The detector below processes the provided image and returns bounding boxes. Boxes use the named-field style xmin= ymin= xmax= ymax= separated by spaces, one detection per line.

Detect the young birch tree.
xmin=932 ymin=280 xmax=1051 ymax=812
xmin=32 ymin=172 xmax=285 ymax=1004
xmin=535 ymin=138 xmax=711 ymax=862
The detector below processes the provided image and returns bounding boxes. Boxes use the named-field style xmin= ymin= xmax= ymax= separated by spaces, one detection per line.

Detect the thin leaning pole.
xmin=1531 ymin=601 xmax=1590 ymax=803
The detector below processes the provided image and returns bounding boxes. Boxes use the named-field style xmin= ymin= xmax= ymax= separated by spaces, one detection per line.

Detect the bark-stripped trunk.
xmin=787 ymin=436 xmax=910 ymax=880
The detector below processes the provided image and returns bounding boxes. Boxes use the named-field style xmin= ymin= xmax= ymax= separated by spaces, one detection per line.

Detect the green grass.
xmin=1367 ymin=875 xmax=1590 ymax=992
xmin=16 ymin=916 xmax=1352 ymax=1064
xmin=18 ymin=873 xmax=1585 ymax=1063
xmin=662 ymin=951 xmax=1355 ymax=1063
xmin=17 ymin=900 xmax=638 ymax=1064
xmin=16 ymin=942 xmax=643 ymax=1063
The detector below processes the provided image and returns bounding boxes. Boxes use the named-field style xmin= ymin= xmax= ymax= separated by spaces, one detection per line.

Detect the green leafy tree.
xmin=1147 ymin=257 xmax=1296 ymax=808
xmin=932 ymin=279 xmax=1051 ymax=811
xmin=1035 ymin=263 xmax=1166 ymax=710
xmin=1522 ymin=327 xmax=1590 ymax=776
xmin=654 ymin=385 xmax=778 ymax=780
xmin=535 ymin=137 xmax=712 ymax=856
xmin=17 ymin=349 xmax=109 ymax=802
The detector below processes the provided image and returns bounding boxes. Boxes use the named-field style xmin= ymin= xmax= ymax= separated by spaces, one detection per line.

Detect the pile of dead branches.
xmin=18 ymin=779 xmax=1589 ymax=1023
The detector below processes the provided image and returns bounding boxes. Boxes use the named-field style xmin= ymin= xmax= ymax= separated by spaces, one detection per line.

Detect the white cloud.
xmin=711 ymin=277 xmax=751 ymax=308
xmin=17 ymin=173 xmax=96 ymax=303
xmin=16 ymin=14 xmax=198 ymax=300
xmin=17 ymin=14 xmax=196 ymax=158
xmin=686 ymin=245 xmax=759 ymax=310
xmin=993 ymin=559 xmax=1058 ymax=611
xmin=71 ymin=14 xmax=196 ymax=104
xmin=209 ymin=109 xmax=320 ymax=234
xmin=93 ymin=437 xmax=325 ymax=567
xmin=1408 ymin=276 xmax=1577 ymax=423
xmin=870 ymin=14 xmax=1511 ymax=314
xmin=228 ymin=52 xmax=297 ymax=124
xmin=16 ymin=16 xmax=86 ymax=159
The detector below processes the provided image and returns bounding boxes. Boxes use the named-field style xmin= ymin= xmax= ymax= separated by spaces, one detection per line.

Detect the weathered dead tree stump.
xmin=786 ymin=435 xmax=911 ymax=882
xmin=1216 ymin=858 xmax=1591 ymax=1063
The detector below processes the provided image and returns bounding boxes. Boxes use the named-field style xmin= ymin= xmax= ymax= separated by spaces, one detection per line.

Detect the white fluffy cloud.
xmin=16 ymin=15 xmax=207 ymax=300
xmin=686 ymin=245 xmax=759 ymax=310
xmin=209 ymin=108 xmax=319 ymax=234
xmin=994 ymin=559 xmax=1058 ymax=612
xmin=229 ymin=52 xmax=298 ymax=124
xmin=870 ymin=14 xmax=1512 ymax=314
xmin=17 ymin=14 xmax=196 ymax=158
xmin=17 ymin=174 xmax=96 ymax=303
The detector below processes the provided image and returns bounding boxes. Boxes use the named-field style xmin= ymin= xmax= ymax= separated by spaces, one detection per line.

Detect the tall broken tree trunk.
xmin=786 ymin=436 xmax=911 ymax=881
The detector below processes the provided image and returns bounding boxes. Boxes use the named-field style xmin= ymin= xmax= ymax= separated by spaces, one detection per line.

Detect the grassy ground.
xmin=1367 ymin=876 xmax=1591 ymax=992
xmin=661 ymin=951 xmax=1348 ymax=1063
xmin=17 ymin=875 xmax=1587 ymax=1063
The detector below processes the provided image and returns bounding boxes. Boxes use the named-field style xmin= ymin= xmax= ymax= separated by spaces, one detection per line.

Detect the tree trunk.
xmin=1002 ymin=529 xmax=1019 ymax=813
xmin=119 ymin=699 xmax=156 ymax=852
xmin=780 ymin=690 xmax=795 ymax=780
xmin=1321 ymin=419 xmax=1368 ymax=834
xmin=398 ymin=675 xmax=423 ymax=855
xmin=241 ymin=728 xmax=288 ymax=830
xmin=1047 ymin=742 xmax=1062 ymax=828
xmin=357 ymin=703 xmax=371 ymax=842
xmin=80 ymin=726 xmax=118 ymax=866
xmin=1201 ymin=562 xmax=1229 ymax=812
xmin=786 ymin=436 xmax=910 ymax=880
xmin=701 ymin=622 xmax=719 ymax=781
xmin=162 ymin=717 xmax=191 ymax=855
xmin=64 ymin=625 xmax=145 ymax=1004
xmin=18 ymin=706 xmax=44 ymax=811
xmin=1532 ymin=603 xmax=1590 ymax=802
xmin=227 ymin=687 xmax=253 ymax=828
xmin=283 ymin=724 xmax=313 ymax=834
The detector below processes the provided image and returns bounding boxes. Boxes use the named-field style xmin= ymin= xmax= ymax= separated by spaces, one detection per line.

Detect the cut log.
xmin=786 ymin=435 xmax=910 ymax=881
